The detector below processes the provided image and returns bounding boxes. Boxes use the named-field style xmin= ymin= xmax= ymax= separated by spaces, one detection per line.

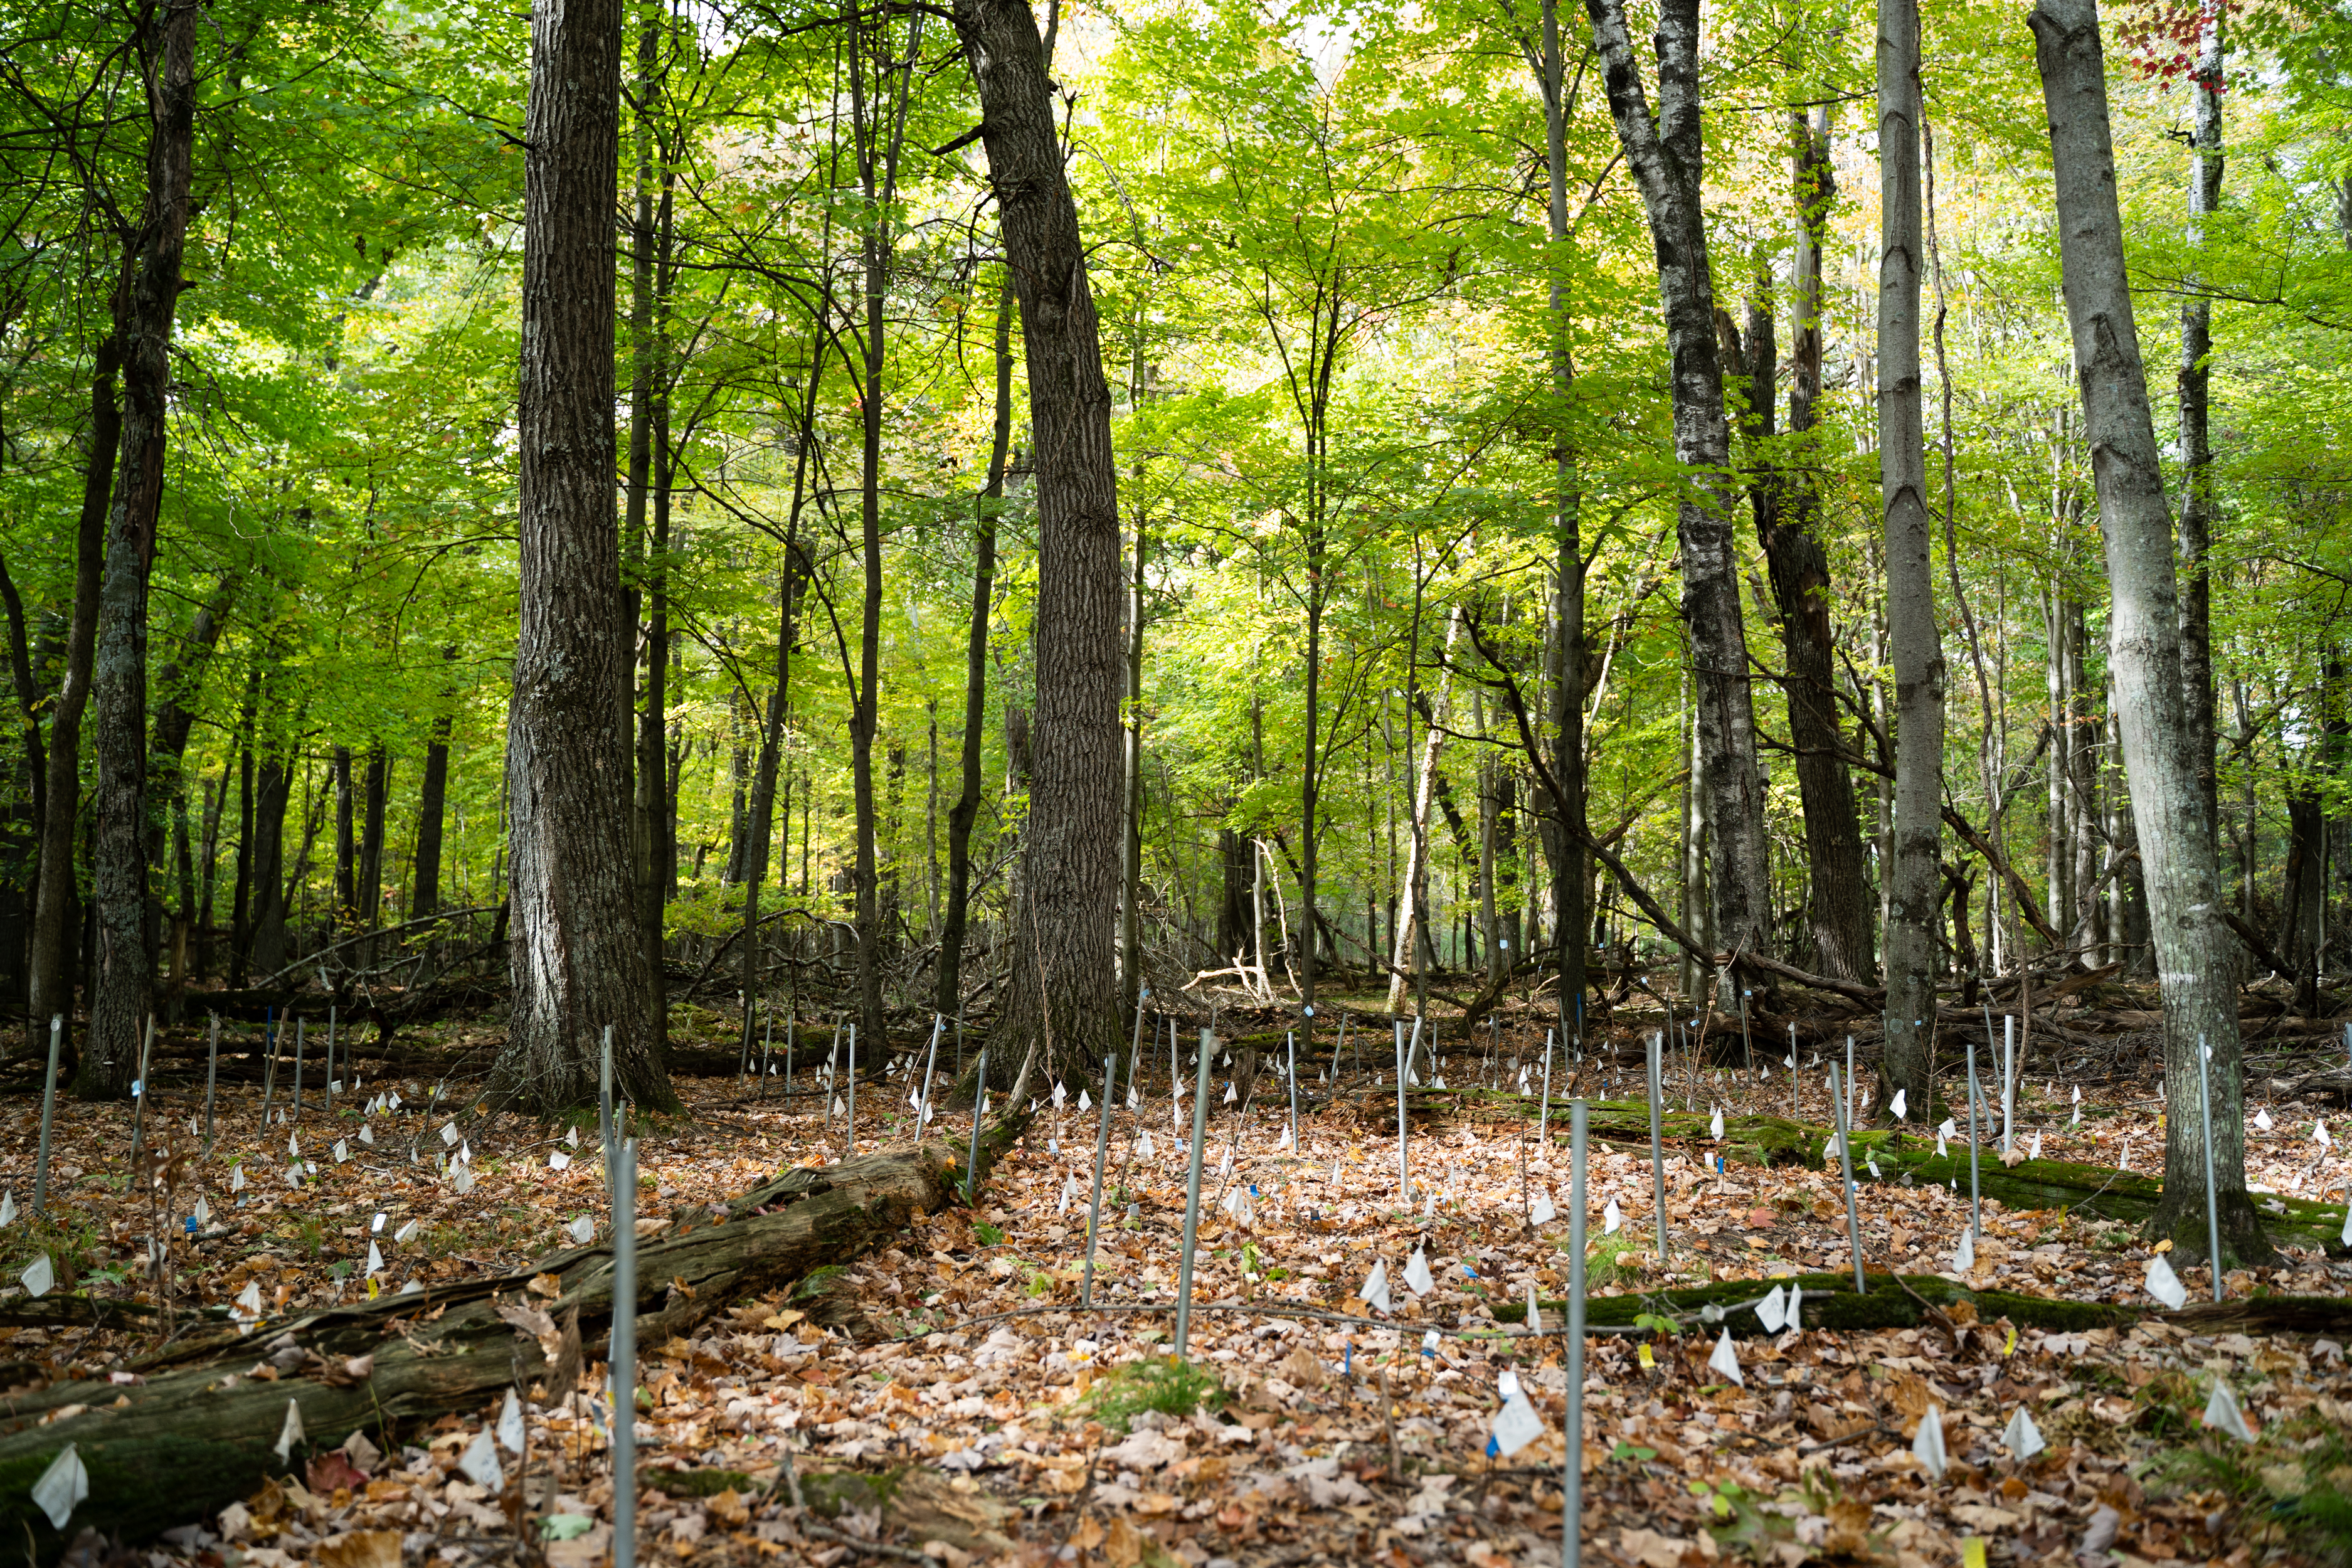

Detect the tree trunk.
xmin=246 ymin=750 xmax=290 ymax=977
xmin=497 ymin=0 xmax=672 ymax=1113
xmin=2030 ymin=0 xmax=2269 ymax=1265
xmin=1582 ymin=0 xmax=1772 ymax=967
xmin=2177 ymin=3 xmax=2223 ymax=852
xmin=147 ymin=585 xmax=230 ymax=1007
xmin=358 ymin=745 xmax=387 ymax=959
xmin=1877 ymin=0 xmax=1944 ymax=1115
xmin=1121 ymin=514 xmax=1148 ymax=1019
xmin=333 ymin=746 xmax=356 ymax=926
xmin=410 ymin=654 xmax=456 ymax=923
xmin=953 ymin=0 xmax=1126 ymax=1081
xmin=1387 ymin=608 xmax=1461 ymax=1012
xmin=83 ymin=0 xmax=201 ymax=1098
xmin=26 ymin=308 xmax=123 ymax=1062
xmin=935 ymin=273 xmax=1012 ymax=1020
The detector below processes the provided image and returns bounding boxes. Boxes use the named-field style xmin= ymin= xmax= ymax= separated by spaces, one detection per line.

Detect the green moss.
xmin=649 ymin=1468 xmax=761 ymax=1499
xmin=1490 ymin=1271 xmax=2143 ymax=1335
xmin=797 ymin=1466 xmax=907 ymax=1519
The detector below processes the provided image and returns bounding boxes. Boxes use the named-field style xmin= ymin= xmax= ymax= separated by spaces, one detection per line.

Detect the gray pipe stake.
xmin=1173 ymin=1029 xmax=1215 ymax=1359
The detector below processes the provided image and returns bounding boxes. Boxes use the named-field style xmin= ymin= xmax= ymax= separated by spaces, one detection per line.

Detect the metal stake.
xmin=1964 ymin=1030 xmax=1982 ymax=1240
xmin=2001 ymin=1014 xmax=2016 ymax=1153
xmin=963 ymin=1045 xmax=990 ymax=1202
xmin=612 ymin=1136 xmax=639 ymax=1568
xmin=292 ymin=1018 xmax=305 ymax=1120
xmin=2195 ymin=1032 xmax=2223 ymax=1300
xmin=1173 ymin=1028 xmax=1215 ymax=1359
xmin=1538 ymin=1029 xmax=1555 ymax=1146
xmin=1081 ymin=1049 xmax=1119 ymax=1308
xmin=1646 ymin=1032 xmax=1668 ymax=1267
xmin=1562 ymin=1097 xmax=1588 ymax=1568
xmin=1829 ymin=1063 xmax=1866 ymax=1292
xmin=600 ymin=1025 xmax=616 ymax=1196
xmin=258 ymin=1009 xmax=278 ymax=1128
xmin=34 ymin=1016 xmax=62 ymax=1216
xmin=845 ymin=1022 xmax=858 ymax=1157
xmin=917 ymin=1015 xmax=943 ymax=1142
xmin=1787 ymin=1024 xmax=1798 ymax=1117
xmin=1738 ymin=988 xmax=1752 ymax=1086
xmin=128 ymin=1015 xmax=156 ymax=1173
xmin=203 ymin=1014 xmax=221 ymax=1156
xmin=1285 ymin=1030 xmax=1299 ymax=1150
xmin=325 ymin=1005 xmax=337 ymax=1120
xmin=1394 ymin=1020 xmax=1409 ymax=1202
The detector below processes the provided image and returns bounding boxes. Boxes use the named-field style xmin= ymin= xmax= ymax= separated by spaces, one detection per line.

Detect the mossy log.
xmin=0 ymin=1110 xmax=1034 ymax=1561
xmin=1376 ymin=1088 xmax=2349 ymax=1250
xmin=1490 ymin=1270 xmax=2352 ymax=1339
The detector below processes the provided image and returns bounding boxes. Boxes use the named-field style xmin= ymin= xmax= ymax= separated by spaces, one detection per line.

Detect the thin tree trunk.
xmin=146 ymin=585 xmax=229 ymax=1007
xmin=411 ymin=689 xmax=453 ymax=922
xmin=935 ymin=273 xmax=1013 ymax=1019
xmin=954 ymin=0 xmax=1126 ymax=1080
xmin=334 ymin=746 xmax=357 ymax=924
xmin=1121 ymin=514 xmax=1147 ymax=1018
xmin=497 ymin=0 xmax=672 ymax=1113
xmin=1878 ymin=0 xmax=1944 ymax=1111
xmin=358 ymin=745 xmax=387 ymax=951
xmin=2031 ymin=0 xmax=2268 ymax=1264
xmin=2178 ymin=2 xmax=2223 ymax=851
xmin=246 ymin=749 xmax=290 ymax=976
xmin=1387 ymin=608 xmax=1463 ymax=1012
xmin=1582 ymin=0 xmax=1771 ymax=967
xmin=84 ymin=0 xmax=200 ymax=1096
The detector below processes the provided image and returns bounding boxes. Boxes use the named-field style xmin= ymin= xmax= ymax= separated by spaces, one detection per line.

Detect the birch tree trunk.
xmin=1877 ymin=0 xmax=1944 ymax=1111
xmin=83 ymin=0 xmax=201 ymax=1099
xmin=498 ymin=0 xmax=673 ymax=1113
xmin=953 ymin=0 xmax=1125 ymax=1081
xmin=1582 ymin=0 xmax=1771 ymax=967
xmin=2031 ymin=0 xmax=2270 ymax=1264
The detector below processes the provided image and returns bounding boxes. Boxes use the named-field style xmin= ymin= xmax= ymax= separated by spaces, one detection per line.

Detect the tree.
xmin=2030 ymin=0 xmax=2267 ymax=1263
xmin=1876 ymin=0 xmax=1942 ymax=1111
xmin=1581 ymin=0 xmax=1773 ymax=972
xmin=951 ymin=0 xmax=1125 ymax=1081
xmin=495 ymin=0 xmax=674 ymax=1113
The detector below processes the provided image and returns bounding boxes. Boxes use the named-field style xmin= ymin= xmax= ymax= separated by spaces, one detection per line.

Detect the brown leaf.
xmin=315 ymin=1528 xmax=401 ymax=1568
xmin=707 ymin=1489 xmax=751 ymax=1527
xmin=527 ymin=1273 xmax=563 ymax=1298
xmin=308 ymin=1451 xmax=368 ymax=1495
xmin=1103 ymin=1518 xmax=1145 ymax=1568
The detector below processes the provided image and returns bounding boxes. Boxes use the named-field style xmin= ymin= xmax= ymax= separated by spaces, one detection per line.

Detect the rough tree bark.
xmin=935 ymin=273 xmax=1013 ymax=1020
xmin=24 ymin=305 xmax=122 ymax=1063
xmin=1773 ymin=108 xmax=1875 ymax=983
xmin=953 ymin=0 xmax=1125 ymax=1081
xmin=497 ymin=0 xmax=672 ymax=1113
xmin=1877 ymin=0 xmax=1944 ymax=1114
xmin=2177 ymin=1 xmax=2223 ymax=853
xmin=83 ymin=0 xmax=201 ymax=1099
xmin=1582 ymin=0 xmax=1771 ymax=967
xmin=2031 ymin=0 xmax=2269 ymax=1264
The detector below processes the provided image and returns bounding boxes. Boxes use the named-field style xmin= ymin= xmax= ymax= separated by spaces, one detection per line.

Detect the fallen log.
xmin=1490 ymin=1269 xmax=2352 ymax=1338
xmin=1364 ymin=1090 xmax=2350 ymax=1250
xmin=0 ymin=1109 xmax=1034 ymax=1561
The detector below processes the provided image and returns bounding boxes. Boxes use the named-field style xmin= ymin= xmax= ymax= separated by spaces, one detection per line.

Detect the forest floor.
xmin=3 ymin=992 xmax=2352 ymax=1568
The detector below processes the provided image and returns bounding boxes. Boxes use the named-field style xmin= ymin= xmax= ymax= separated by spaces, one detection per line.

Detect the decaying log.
xmin=0 ymin=1110 xmax=1032 ymax=1560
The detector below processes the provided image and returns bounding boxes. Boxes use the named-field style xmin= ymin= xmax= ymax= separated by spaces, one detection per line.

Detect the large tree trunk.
xmin=1877 ymin=0 xmax=1944 ymax=1114
xmin=935 ymin=274 xmax=1012 ymax=1020
xmin=2177 ymin=2 xmax=2223 ymax=853
xmin=497 ymin=0 xmax=672 ymax=1113
xmin=1772 ymin=109 xmax=1875 ymax=982
xmin=1582 ymin=0 xmax=1772 ymax=968
xmin=2031 ymin=0 xmax=2269 ymax=1266
xmin=83 ymin=0 xmax=201 ymax=1099
xmin=26 ymin=307 xmax=123 ymax=1062
xmin=410 ymin=656 xmax=455 ymax=922
xmin=246 ymin=748 xmax=290 ymax=977
xmin=1121 ymin=514 xmax=1148 ymax=1018
xmin=953 ymin=0 xmax=1125 ymax=1081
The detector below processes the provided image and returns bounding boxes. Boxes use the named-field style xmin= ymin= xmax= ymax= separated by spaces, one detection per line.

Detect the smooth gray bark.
xmin=2030 ymin=0 xmax=2268 ymax=1264
xmin=1878 ymin=0 xmax=1943 ymax=1110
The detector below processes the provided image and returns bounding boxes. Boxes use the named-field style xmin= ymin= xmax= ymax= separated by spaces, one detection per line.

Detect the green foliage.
xmin=1079 ymin=1357 xmax=1228 ymax=1434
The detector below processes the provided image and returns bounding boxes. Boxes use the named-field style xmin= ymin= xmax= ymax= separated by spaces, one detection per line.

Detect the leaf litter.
xmin=0 ymin=1006 xmax=2348 ymax=1566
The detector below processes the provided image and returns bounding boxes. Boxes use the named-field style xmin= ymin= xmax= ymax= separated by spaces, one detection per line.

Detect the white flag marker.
xmin=1491 ymin=1389 xmax=1544 ymax=1457
xmin=30 ymin=1443 xmax=87 ymax=1529
xmin=2001 ymin=1406 xmax=2045 ymax=1461
xmin=566 ymin=1215 xmax=595 ymax=1245
xmin=1756 ymin=1284 xmax=1787 ymax=1334
xmin=1604 ymin=1197 xmax=1623 ymax=1234
xmin=20 ymin=1254 xmax=52 ymax=1298
xmin=1954 ymin=1227 xmax=1976 ymax=1274
xmin=458 ymin=1427 xmax=505 ymax=1488
xmin=1912 ymin=1406 xmax=1947 ymax=1479
xmin=1359 ymin=1259 xmax=1392 ymax=1314
xmin=498 ymin=1388 xmax=527 ymax=1454
xmin=1707 ymin=1327 xmax=1743 ymax=1386
xmin=1523 ymin=1283 xmax=1543 ymax=1333
xmin=1404 ymin=1248 xmax=1434 ymax=1296
xmin=2202 ymin=1378 xmax=2255 ymax=1442
xmin=2145 ymin=1253 xmax=2188 ymax=1309
xmin=1529 ymin=1195 xmax=1556 ymax=1225
xmin=274 ymin=1397 xmax=305 ymax=1462
xmin=1890 ymin=1089 xmax=1907 ymax=1120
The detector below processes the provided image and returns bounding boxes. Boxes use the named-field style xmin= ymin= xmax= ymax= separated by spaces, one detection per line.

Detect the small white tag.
xmin=2254 ymin=1108 xmax=2272 ymax=1131
xmin=1756 ymin=1284 xmax=1787 ymax=1334
xmin=1890 ymin=1089 xmax=1907 ymax=1120
xmin=1707 ymin=1327 xmax=1743 ymax=1386
xmin=1954 ymin=1227 xmax=1976 ymax=1274
xmin=1912 ymin=1405 xmax=1947 ymax=1480
xmin=31 ymin=1443 xmax=88 ymax=1530
xmin=396 ymin=1219 xmax=420 ymax=1244
xmin=274 ymin=1397 xmax=305 ymax=1463
xmin=366 ymin=1241 xmax=384 ymax=1275
xmin=568 ymin=1215 xmax=595 ymax=1244
xmin=2203 ymin=1378 xmax=2255 ymax=1441
xmin=21 ymin=1253 xmax=53 ymax=1298
xmin=2002 ymin=1405 xmax=2045 ymax=1461
xmin=1785 ymin=1285 xmax=1802 ymax=1331
xmin=1404 ymin=1249 xmax=1434 ymax=1296
xmin=231 ymin=1165 xmax=248 ymax=1192
xmin=1359 ymin=1259 xmax=1391 ymax=1314
xmin=1604 ymin=1198 xmax=1623 ymax=1234
xmin=2145 ymin=1253 xmax=2188 ymax=1309
xmin=451 ymin=1165 xmax=475 ymax=1195
xmin=1523 ymin=1284 xmax=1543 ymax=1334
xmin=457 ymin=1427 xmax=505 ymax=1489
xmin=333 ymin=1139 xmax=350 ymax=1163
xmin=1078 ymin=1089 xmax=1091 ymax=1112
xmin=233 ymin=1280 xmax=264 ymax=1321
xmin=1491 ymin=1392 xmax=1543 ymax=1458
xmin=0 ymin=1192 xmax=15 ymax=1229
xmin=498 ymin=1389 xmax=527 ymax=1454
xmin=1529 ymin=1195 xmax=1556 ymax=1226
xmin=1709 ymin=1108 xmax=1724 ymax=1140
xmin=441 ymin=1122 xmax=460 ymax=1146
